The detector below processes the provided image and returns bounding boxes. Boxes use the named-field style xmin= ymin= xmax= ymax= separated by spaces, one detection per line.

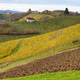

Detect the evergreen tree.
xmin=28 ymin=8 xmax=31 ymax=12
xmin=64 ymin=8 xmax=69 ymax=15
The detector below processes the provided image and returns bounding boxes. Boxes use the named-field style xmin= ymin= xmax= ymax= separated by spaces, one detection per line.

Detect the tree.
xmin=24 ymin=29 xmax=30 ymax=34
xmin=28 ymin=8 xmax=31 ymax=12
xmin=0 ymin=27 xmax=3 ymax=34
xmin=6 ymin=28 xmax=12 ymax=34
xmin=64 ymin=8 xmax=69 ymax=15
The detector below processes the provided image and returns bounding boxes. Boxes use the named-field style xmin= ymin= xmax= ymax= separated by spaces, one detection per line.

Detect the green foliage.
xmin=2 ymin=23 xmax=10 ymax=27
xmin=28 ymin=8 xmax=31 ymax=12
xmin=64 ymin=8 xmax=69 ymax=15
xmin=11 ymin=40 xmax=23 ymax=55
xmin=0 ymin=14 xmax=10 ymax=22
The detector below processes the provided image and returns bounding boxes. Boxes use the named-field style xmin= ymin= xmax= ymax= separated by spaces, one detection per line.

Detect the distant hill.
xmin=0 ymin=10 xmax=22 ymax=14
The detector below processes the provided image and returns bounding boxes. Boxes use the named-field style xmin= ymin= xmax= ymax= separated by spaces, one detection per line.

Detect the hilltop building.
xmin=6 ymin=12 xmax=12 ymax=14
xmin=26 ymin=17 xmax=35 ymax=22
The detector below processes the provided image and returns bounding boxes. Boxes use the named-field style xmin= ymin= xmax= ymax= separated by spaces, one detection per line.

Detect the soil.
xmin=0 ymin=48 xmax=80 ymax=79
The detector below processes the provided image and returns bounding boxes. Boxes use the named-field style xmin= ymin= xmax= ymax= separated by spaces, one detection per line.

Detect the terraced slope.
xmin=0 ymin=47 xmax=80 ymax=79
xmin=0 ymin=24 xmax=80 ymax=65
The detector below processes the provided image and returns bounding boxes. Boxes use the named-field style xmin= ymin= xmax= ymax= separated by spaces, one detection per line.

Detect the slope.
xmin=19 ymin=13 xmax=53 ymax=21
xmin=0 ymin=14 xmax=10 ymax=21
xmin=0 ymin=24 xmax=80 ymax=66
xmin=1 ymin=47 xmax=80 ymax=79
xmin=2 ymin=70 xmax=80 ymax=80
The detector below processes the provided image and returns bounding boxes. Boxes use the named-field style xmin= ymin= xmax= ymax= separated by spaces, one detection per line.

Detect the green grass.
xmin=11 ymin=40 xmax=23 ymax=55
xmin=2 ymin=70 xmax=80 ymax=80
xmin=1 ymin=15 xmax=80 ymax=43
xmin=10 ymin=15 xmax=80 ymax=33
xmin=0 ymin=14 xmax=10 ymax=22
xmin=0 ymin=39 xmax=80 ymax=72
xmin=0 ymin=34 xmax=40 ymax=43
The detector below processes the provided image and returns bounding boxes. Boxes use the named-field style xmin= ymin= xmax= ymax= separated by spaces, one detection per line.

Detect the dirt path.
xmin=0 ymin=48 xmax=80 ymax=79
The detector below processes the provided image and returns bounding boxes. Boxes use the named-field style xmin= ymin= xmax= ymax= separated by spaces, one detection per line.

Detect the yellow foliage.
xmin=19 ymin=13 xmax=53 ymax=21
xmin=0 ymin=24 xmax=80 ymax=64
xmin=0 ymin=27 xmax=3 ymax=33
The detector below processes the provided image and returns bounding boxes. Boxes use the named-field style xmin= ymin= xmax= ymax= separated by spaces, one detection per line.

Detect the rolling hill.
xmin=1 ymin=14 xmax=80 ymax=80
xmin=19 ymin=13 xmax=53 ymax=21
xmin=0 ymin=24 xmax=80 ymax=65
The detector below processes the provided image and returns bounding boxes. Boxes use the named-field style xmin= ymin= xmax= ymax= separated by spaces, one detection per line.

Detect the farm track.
xmin=0 ymin=48 xmax=80 ymax=79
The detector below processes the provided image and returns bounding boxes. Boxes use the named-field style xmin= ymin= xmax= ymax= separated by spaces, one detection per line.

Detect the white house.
xmin=26 ymin=17 xmax=35 ymax=22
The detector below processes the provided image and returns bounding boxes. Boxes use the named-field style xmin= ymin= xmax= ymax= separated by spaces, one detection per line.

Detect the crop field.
xmin=0 ymin=24 xmax=80 ymax=65
xmin=1 ymin=47 xmax=80 ymax=79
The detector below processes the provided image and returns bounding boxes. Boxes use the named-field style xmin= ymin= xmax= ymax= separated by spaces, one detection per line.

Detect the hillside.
xmin=9 ymin=11 xmax=30 ymax=21
xmin=0 ymin=47 xmax=80 ymax=79
xmin=0 ymin=24 xmax=80 ymax=65
xmin=0 ymin=14 xmax=10 ymax=21
xmin=9 ymin=15 xmax=80 ymax=34
xmin=19 ymin=13 xmax=53 ymax=21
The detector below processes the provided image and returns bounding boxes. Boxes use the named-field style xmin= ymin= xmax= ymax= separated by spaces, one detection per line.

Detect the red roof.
xmin=69 ymin=11 xmax=73 ymax=14
xmin=6 ymin=12 xmax=12 ymax=14
xmin=27 ymin=17 xmax=35 ymax=20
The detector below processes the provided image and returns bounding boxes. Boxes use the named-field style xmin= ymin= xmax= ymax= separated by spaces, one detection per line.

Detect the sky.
xmin=0 ymin=0 xmax=80 ymax=13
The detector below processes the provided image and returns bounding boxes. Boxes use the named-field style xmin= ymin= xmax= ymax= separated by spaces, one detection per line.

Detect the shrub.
xmin=0 ymin=27 xmax=3 ymax=34
xmin=2 ymin=23 xmax=10 ymax=27
xmin=24 ymin=29 xmax=30 ymax=34
xmin=6 ymin=28 xmax=12 ymax=34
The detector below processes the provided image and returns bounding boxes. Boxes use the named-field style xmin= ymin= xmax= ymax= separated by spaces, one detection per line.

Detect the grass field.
xmin=0 ymin=14 xmax=10 ymax=22
xmin=2 ymin=70 xmax=80 ymax=80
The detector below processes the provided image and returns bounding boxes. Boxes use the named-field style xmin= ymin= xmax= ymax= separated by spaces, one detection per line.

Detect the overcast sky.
xmin=0 ymin=0 xmax=80 ymax=12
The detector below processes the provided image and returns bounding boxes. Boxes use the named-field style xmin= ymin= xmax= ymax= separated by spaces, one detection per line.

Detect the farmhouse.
xmin=6 ymin=12 xmax=12 ymax=14
xmin=0 ymin=20 xmax=7 ymax=24
xmin=26 ymin=17 xmax=35 ymax=22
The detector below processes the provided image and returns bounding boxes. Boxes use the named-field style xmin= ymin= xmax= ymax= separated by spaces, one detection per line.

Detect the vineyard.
xmin=0 ymin=24 xmax=80 ymax=65
xmin=19 ymin=13 xmax=53 ymax=21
